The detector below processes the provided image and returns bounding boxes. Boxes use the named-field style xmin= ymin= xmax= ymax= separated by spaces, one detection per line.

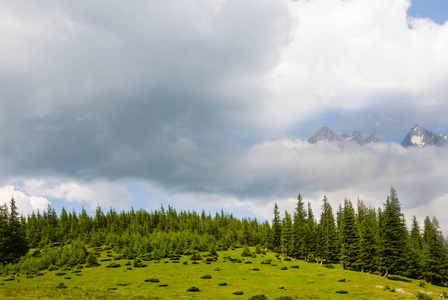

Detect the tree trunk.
xmin=341 ymin=263 xmax=345 ymax=270
xmin=361 ymin=266 xmax=364 ymax=273
xmin=383 ymin=269 xmax=389 ymax=279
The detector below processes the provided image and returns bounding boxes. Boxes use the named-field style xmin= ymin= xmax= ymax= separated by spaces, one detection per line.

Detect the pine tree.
xmin=292 ymin=194 xmax=307 ymax=259
xmin=377 ymin=188 xmax=408 ymax=278
xmin=319 ymin=196 xmax=338 ymax=262
xmin=339 ymin=199 xmax=359 ymax=270
xmin=303 ymin=202 xmax=317 ymax=261
xmin=4 ymin=198 xmax=28 ymax=262
xmin=356 ymin=200 xmax=377 ymax=273
xmin=406 ymin=215 xmax=422 ymax=278
xmin=270 ymin=203 xmax=282 ymax=252
xmin=421 ymin=216 xmax=447 ymax=284
xmin=0 ymin=203 xmax=8 ymax=263
xmin=281 ymin=211 xmax=293 ymax=256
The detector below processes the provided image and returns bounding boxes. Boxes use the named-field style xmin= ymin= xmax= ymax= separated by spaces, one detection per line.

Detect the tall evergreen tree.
xmin=270 ymin=203 xmax=282 ymax=251
xmin=292 ymin=194 xmax=307 ymax=259
xmin=356 ymin=200 xmax=377 ymax=273
xmin=421 ymin=216 xmax=447 ymax=284
xmin=4 ymin=198 xmax=28 ymax=262
xmin=281 ymin=211 xmax=293 ymax=256
xmin=339 ymin=199 xmax=359 ymax=270
xmin=378 ymin=188 xmax=408 ymax=278
xmin=406 ymin=215 xmax=423 ymax=278
xmin=303 ymin=202 xmax=317 ymax=261
xmin=319 ymin=196 xmax=338 ymax=262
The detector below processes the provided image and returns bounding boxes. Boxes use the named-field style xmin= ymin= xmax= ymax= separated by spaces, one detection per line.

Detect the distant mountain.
xmin=308 ymin=127 xmax=379 ymax=146
xmin=401 ymin=125 xmax=448 ymax=147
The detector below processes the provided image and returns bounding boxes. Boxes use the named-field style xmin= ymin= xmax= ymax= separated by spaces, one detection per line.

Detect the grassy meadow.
xmin=0 ymin=247 xmax=447 ymax=299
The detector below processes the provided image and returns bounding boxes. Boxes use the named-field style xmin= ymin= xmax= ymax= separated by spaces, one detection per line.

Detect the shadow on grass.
xmin=387 ymin=275 xmax=411 ymax=283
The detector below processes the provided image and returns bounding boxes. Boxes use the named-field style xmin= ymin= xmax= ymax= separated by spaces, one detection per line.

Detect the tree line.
xmin=0 ymin=188 xmax=447 ymax=285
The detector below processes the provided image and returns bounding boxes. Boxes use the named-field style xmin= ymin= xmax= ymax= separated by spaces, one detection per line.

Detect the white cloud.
xmin=21 ymin=179 xmax=132 ymax=210
xmin=0 ymin=185 xmax=50 ymax=215
xmin=262 ymin=0 xmax=448 ymax=133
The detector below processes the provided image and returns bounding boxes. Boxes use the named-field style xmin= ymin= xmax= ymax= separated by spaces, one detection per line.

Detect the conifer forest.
xmin=1 ymin=188 xmax=447 ymax=286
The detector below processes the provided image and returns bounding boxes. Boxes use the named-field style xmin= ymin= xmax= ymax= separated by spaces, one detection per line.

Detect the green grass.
xmin=0 ymin=247 xmax=447 ymax=299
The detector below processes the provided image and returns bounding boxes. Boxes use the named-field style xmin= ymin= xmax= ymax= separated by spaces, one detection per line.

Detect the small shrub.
xmin=241 ymin=247 xmax=252 ymax=257
xmin=278 ymin=286 xmax=284 ymax=289
xmin=71 ymin=270 xmax=82 ymax=274
xmin=114 ymin=255 xmax=124 ymax=261
xmin=158 ymin=284 xmax=168 ymax=287
xmin=245 ymin=261 xmax=252 ymax=264
xmin=261 ymin=259 xmax=272 ymax=265
xmin=187 ymin=286 xmax=200 ymax=292
xmin=145 ymin=278 xmax=160 ymax=283
xmin=416 ymin=292 xmax=433 ymax=300
xmin=338 ymin=278 xmax=346 ymax=282
xmin=26 ymin=275 xmax=34 ymax=279
xmin=249 ymin=295 xmax=268 ymax=300
xmin=127 ymin=267 xmax=132 ymax=270
xmin=172 ymin=260 xmax=180 ymax=264
xmin=55 ymin=272 xmax=66 ymax=276
xmin=419 ymin=282 xmax=427 ymax=288
xmin=61 ymin=267 xmax=72 ymax=271
xmin=100 ymin=258 xmax=112 ymax=262
xmin=252 ymin=268 xmax=260 ymax=271
xmin=290 ymin=265 xmax=299 ymax=269
xmin=116 ymin=283 xmax=129 ymax=286
xmin=251 ymin=253 xmax=257 ymax=258
xmin=201 ymin=275 xmax=212 ymax=279
xmin=183 ymin=261 xmax=188 ymax=265
xmin=75 ymin=264 xmax=84 ymax=269
xmin=335 ymin=290 xmax=348 ymax=294
xmin=192 ymin=261 xmax=199 ymax=264
xmin=64 ymin=277 xmax=71 ymax=280
xmin=190 ymin=251 xmax=203 ymax=261
xmin=283 ymin=258 xmax=291 ymax=261
xmin=36 ymin=272 xmax=44 ymax=276
xmin=214 ymin=267 xmax=221 ymax=271
xmin=281 ymin=267 xmax=288 ymax=270
xmin=324 ymin=264 xmax=334 ymax=269
xmin=48 ymin=265 xmax=59 ymax=271
xmin=218 ymin=282 xmax=227 ymax=286
xmin=56 ymin=283 xmax=67 ymax=289
xmin=4 ymin=276 xmax=15 ymax=281
xmin=106 ymin=263 xmax=121 ymax=268
xmin=233 ymin=291 xmax=244 ymax=295
xmin=274 ymin=297 xmax=293 ymax=300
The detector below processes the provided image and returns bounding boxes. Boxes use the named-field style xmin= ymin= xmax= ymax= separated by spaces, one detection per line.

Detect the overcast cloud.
xmin=1 ymin=0 xmax=448 ymax=232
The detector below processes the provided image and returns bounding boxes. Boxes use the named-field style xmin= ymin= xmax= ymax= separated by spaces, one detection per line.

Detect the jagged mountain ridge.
xmin=308 ymin=127 xmax=379 ymax=146
xmin=401 ymin=125 xmax=448 ymax=147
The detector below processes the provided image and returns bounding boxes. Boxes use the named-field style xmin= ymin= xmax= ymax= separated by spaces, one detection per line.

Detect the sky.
xmin=1 ymin=0 xmax=448 ymax=234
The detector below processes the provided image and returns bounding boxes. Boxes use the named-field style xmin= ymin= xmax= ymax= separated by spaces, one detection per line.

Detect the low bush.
xmin=100 ymin=258 xmax=112 ymax=262
xmin=274 ymin=297 xmax=293 ymax=300
xmin=158 ymin=284 xmax=168 ymax=287
xmin=233 ymin=291 xmax=244 ymax=295
xmin=4 ymin=276 xmax=15 ymax=281
xmin=187 ymin=286 xmax=200 ymax=292
xmin=218 ymin=282 xmax=227 ymax=286
xmin=249 ymin=295 xmax=268 ymax=300
xmin=145 ymin=278 xmax=160 ymax=283
xmin=338 ymin=278 xmax=346 ymax=282
xmin=201 ymin=275 xmax=212 ymax=279
xmin=106 ymin=263 xmax=121 ymax=268
xmin=335 ymin=290 xmax=348 ymax=294
xmin=56 ymin=283 xmax=67 ymax=289
xmin=64 ymin=277 xmax=71 ymax=280
xmin=290 ymin=265 xmax=299 ymax=269
xmin=283 ymin=258 xmax=291 ymax=261
xmin=281 ymin=267 xmax=287 ymax=270
xmin=48 ymin=265 xmax=59 ymax=271
xmin=252 ymin=268 xmax=260 ymax=271
xmin=416 ymin=292 xmax=433 ymax=300
xmin=55 ymin=272 xmax=66 ymax=276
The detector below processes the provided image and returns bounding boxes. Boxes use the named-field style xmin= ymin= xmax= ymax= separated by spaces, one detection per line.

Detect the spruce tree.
xmin=406 ymin=215 xmax=423 ymax=278
xmin=377 ymin=188 xmax=408 ymax=278
xmin=356 ymin=200 xmax=377 ymax=273
xmin=270 ymin=203 xmax=282 ymax=252
xmin=339 ymin=199 xmax=359 ymax=270
xmin=292 ymin=194 xmax=307 ymax=259
xmin=319 ymin=196 xmax=338 ymax=262
xmin=303 ymin=202 xmax=317 ymax=261
xmin=281 ymin=211 xmax=293 ymax=256
xmin=421 ymin=216 xmax=447 ymax=284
